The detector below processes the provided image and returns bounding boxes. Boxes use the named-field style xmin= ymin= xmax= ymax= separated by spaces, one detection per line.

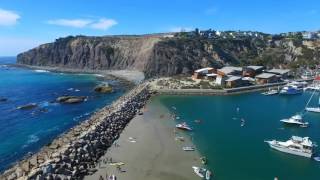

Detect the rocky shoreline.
xmin=1 ymin=83 xmax=151 ymax=180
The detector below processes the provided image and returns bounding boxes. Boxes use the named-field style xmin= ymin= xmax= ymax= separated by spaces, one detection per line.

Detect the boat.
xmin=108 ymin=175 xmax=116 ymax=180
xmin=262 ymin=88 xmax=279 ymax=95
xmin=176 ymin=122 xmax=192 ymax=131
xmin=265 ymin=136 xmax=315 ymax=158
xmin=200 ymin=156 xmax=207 ymax=164
xmin=279 ymin=85 xmax=303 ymax=95
xmin=183 ymin=146 xmax=195 ymax=151
xmin=306 ymin=91 xmax=320 ymax=113
xmin=280 ymin=114 xmax=309 ymax=127
xmin=314 ymin=157 xmax=320 ymax=161
xmin=175 ymin=136 xmax=185 ymax=141
xmin=192 ymin=166 xmax=211 ymax=180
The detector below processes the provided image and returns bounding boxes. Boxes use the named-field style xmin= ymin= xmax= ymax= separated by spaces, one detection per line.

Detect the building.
xmin=266 ymin=69 xmax=291 ymax=79
xmin=242 ymin=66 xmax=264 ymax=77
xmin=205 ymin=73 xmax=218 ymax=80
xmin=192 ymin=67 xmax=215 ymax=79
xmin=255 ymin=73 xmax=279 ymax=84
xmin=217 ymin=66 xmax=243 ymax=76
xmin=225 ymin=76 xmax=243 ymax=88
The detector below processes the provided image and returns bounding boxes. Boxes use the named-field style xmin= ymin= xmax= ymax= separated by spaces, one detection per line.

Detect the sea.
xmin=0 ymin=57 xmax=126 ymax=172
xmin=157 ymin=92 xmax=320 ymax=180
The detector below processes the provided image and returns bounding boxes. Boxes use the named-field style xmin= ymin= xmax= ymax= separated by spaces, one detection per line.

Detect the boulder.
xmin=16 ymin=103 xmax=37 ymax=110
xmin=56 ymin=96 xmax=86 ymax=104
xmin=94 ymin=83 xmax=113 ymax=93
xmin=0 ymin=97 xmax=7 ymax=102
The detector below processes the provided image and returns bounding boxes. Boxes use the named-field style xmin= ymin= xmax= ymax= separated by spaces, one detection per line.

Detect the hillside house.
xmin=192 ymin=67 xmax=215 ymax=80
xmin=217 ymin=66 xmax=243 ymax=76
xmin=242 ymin=66 xmax=264 ymax=77
xmin=255 ymin=73 xmax=279 ymax=84
xmin=225 ymin=76 xmax=243 ymax=88
xmin=266 ymin=69 xmax=291 ymax=79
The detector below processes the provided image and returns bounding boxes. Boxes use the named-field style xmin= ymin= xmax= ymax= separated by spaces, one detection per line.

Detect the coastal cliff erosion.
xmin=1 ymin=83 xmax=151 ymax=180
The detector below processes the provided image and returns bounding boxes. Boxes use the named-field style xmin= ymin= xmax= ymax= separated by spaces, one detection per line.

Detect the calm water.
xmin=0 ymin=57 xmax=125 ymax=171
xmin=157 ymin=92 xmax=320 ymax=180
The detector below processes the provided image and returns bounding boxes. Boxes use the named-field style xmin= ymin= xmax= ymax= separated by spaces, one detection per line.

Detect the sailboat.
xmin=305 ymin=90 xmax=320 ymax=113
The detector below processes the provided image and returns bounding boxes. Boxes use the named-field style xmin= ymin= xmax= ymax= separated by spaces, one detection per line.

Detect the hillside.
xmin=17 ymin=33 xmax=320 ymax=78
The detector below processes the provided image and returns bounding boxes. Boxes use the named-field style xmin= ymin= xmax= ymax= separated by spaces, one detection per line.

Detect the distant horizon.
xmin=1 ymin=0 xmax=320 ymax=56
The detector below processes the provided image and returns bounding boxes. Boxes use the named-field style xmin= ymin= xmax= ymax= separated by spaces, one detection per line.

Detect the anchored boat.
xmin=182 ymin=146 xmax=195 ymax=151
xmin=279 ymin=85 xmax=303 ymax=95
xmin=192 ymin=166 xmax=211 ymax=180
xmin=176 ymin=122 xmax=192 ymax=131
xmin=305 ymin=90 xmax=320 ymax=113
xmin=262 ymin=88 xmax=279 ymax=96
xmin=280 ymin=114 xmax=309 ymax=127
xmin=265 ymin=136 xmax=315 ymax=158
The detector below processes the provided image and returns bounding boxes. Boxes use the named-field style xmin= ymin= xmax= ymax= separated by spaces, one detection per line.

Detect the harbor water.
xmin=157 ymin=92 xmax=320 ymax=180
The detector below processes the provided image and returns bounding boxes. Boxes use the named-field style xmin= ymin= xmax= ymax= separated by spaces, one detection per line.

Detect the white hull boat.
xmin=262 ymin=89 xmax=279 ymax=96
xmin=183 ymin=146 xmax=195 ymax=151
xmin=176 ymin=122 xmax=192 ymax=131
xmin=192 ymin=166 xmax=211 ymax=179
xmin=306 ymin=107 xmax=320 ymax=113
xmin=265 ymin=136 xmax=315 ymax=158
xmin=280 ymin=115 xmax=308 ymax=127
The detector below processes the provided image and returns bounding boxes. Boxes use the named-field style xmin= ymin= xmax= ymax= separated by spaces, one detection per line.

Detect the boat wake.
xmin=34 ymin=69 xmax=50 ymax=73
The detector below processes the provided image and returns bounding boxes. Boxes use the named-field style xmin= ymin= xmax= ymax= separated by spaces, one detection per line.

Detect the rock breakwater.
xmin=1 ymin=83 xmax=151 ymax=180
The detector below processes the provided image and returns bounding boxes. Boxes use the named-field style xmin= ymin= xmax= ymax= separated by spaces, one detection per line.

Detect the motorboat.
xmin=176 ymin=122 xmax=192 ymax=131
xmin=192 ymin=166 xmax=211 ymax=179
xmin=183 ymin=146 xmax=195 ymax=151
xmin=280 ymin=114 xmax=309 ymax=127
xmin=305 ymin=89 xmax=320 ymax=113
xmin=279 ymin=85 xmax=303 ymax=95
xmin=262 ymin=88 xmax=279 ymax=95
xmin=265 ymin=136 xmax=315 ymax=158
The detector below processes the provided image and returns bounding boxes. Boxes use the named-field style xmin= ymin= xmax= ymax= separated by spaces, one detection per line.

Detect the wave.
xmin=34 ymin=69 xmax=50 ymax=73
xmin=27 ymin=134 xmax=40 ymax=144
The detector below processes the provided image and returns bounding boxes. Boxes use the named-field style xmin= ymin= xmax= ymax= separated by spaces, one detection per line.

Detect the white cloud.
xmin=47 ymin=19 xmax=92 ymax=28
xmin=0 ymin=9 xmax=20 ymax=26
xmin=47 ymin=18 xmax=117 ymax=30
xmin=90 ymin=18 xmax=117 ymax=30
xmin=169 ymin=27 xmax=193 ymax=32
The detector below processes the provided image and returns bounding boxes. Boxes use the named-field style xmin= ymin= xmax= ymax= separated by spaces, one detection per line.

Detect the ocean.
xmin=0 ymin=57 xmax=126 ymax=172
xmin=157 ymin=92 xmax=320 ymax=180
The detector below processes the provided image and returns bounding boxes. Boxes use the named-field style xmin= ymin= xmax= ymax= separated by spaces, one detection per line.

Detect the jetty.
xmin=1 ymin=83 xmax=151 ymax=180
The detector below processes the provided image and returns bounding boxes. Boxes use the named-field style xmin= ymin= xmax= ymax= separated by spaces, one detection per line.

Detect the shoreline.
xmin=12 ymin=64 xmax=145 ymax=85
xmin=1 ymin=83 xmax=151 ymax=179
xmin=84 ymin=96 xmax=202 ymax=180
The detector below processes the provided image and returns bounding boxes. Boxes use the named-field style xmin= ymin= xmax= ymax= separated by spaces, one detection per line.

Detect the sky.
xmin=0 ymin=0 xmax=319 ymax=56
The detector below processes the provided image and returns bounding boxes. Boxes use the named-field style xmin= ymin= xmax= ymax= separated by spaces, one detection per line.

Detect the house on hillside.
xmin=242 ymin=66 xmax=264 ymax=77
xmin=255 ymin=73 xmax=279 ymax=84
xmin=192 ymin=67 xmax=216 ymax=80
xmin=217 ymin=66 xmax=243 ymax=76
xmin=266 ymin=69 xmax=291 ymax=79
xmin=225 ymin=76 xmax=243 ymax=88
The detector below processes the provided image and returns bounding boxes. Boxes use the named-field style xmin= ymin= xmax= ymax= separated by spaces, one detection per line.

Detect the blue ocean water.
xmin=0 ymin=57 xmax=126 ymax=172
xmin=157 ymin=92 xmax=320 ymax=180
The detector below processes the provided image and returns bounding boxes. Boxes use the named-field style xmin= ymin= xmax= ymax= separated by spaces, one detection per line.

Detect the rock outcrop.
xmin=56 ymin=96 xmax=87 ymax=104
xmin=16 ymin=103 xmax=37 ymax=110
xmin=94 ymin=83 xmax=113 ymax=93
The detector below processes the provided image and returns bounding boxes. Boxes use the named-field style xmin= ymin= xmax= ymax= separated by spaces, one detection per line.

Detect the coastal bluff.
xmin=1 ymin=83 xmax=151 ymax=180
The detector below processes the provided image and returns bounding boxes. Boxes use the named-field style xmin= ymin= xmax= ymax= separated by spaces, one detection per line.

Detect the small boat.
xmin=176 ymin=122 xmax=192 ymax=131
xmin=108 ymin=162 xmax=125 ymax=166
xmin=183 ymin=146 xmax=195 ymax=151
xmin=262 ymin=88 xmax=279 ymax=95
xmin=108 ymin=175 xmax=116 ymax=180
xmin=265 ymin=136 xmax=315 ymax=158
xmin=280 ymin=114 xmax=309 ymax=127
xmin=194 ymin=119 xmax=201 ymax=123
xmin=279 ymin=85 xmax=303 ymax=95
xmin=200 ymin=156 xmax=207 ymax=164
xmin=306 ymin=92 xmax=320 ymax=113
xmin=314 ymin=157 xmax=320 ymax=161
xmin=175 ymin=136 xmax=185 ymax=141
xmin=192 ymin=166 xmax=211 ymax=180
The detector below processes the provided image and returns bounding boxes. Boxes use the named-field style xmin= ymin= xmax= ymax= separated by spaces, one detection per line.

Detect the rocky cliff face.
xmin=17 ymin=35 xmax=320 ymax=78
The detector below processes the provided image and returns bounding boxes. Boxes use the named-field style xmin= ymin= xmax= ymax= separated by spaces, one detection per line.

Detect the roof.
xmin=255 ymin=73 xmax=276 ymax=79
xmin=195 ymin=67 xmax=214 ymax=73
xmin=266 ymin=69 xmax=291 ymax=75
xmin=246 ymin=65 xmax=264 ymax=71
xmin=218 ymin=66 xmax=242 ymax=75
xmin=206 ymin=73 xmax=217 ymax=77
xmin=315 ymin=76 xmax=320 ymax=81
xmin=225 ymin=76 xmax=242 ymax=82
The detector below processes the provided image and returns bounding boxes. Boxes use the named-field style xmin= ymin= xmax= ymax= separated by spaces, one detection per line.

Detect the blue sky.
xmin=0 ymin=0 xmax=320 ymax=56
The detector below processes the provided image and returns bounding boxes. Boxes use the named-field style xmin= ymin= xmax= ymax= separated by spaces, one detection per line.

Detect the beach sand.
xmin=84 ymin=97 xmax=202 ymax=180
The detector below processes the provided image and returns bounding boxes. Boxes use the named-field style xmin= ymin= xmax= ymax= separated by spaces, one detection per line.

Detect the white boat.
xmin=183 ymin=146 xmax=195 ymax=151
xmin=108 ymin=175 xmax=116 ymax=180
xmin=176 ymin=122 xmax=192 ymax=131
xmin=262 ymin=88 xmax=279 ymax=96
xmin=192 ymin=166 xmax=211 ymax=180
xmin=280 ymin=114 xmax=309 ymax=127
xmin=265 ymin=136 xmax=315 ymax=158
xmin=279 ymin=85 xmax=303 ymax=95
xmin=305 ymin=89 xmax=320 ymax=113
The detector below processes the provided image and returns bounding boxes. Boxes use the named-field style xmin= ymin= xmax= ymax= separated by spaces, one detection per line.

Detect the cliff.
xmin=17 ymin=34 xmax=320 ymax=78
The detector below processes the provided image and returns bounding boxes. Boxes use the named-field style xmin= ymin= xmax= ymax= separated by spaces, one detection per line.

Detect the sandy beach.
xmin=85 ymin=97 xmax=202 ymax=180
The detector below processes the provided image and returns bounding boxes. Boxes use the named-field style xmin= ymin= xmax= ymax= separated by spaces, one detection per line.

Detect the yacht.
xmin=280 ymin=114 xmax=309 ymax=127
xmin=279 ymin=85 xmax=303 ymax=95
xmin=182 ymin=146 xmax=195 ymax=151
xmin=192 ymin=166 xmax=211 ymax=180
xmin=262 ymin=88 xmax=279 ymax=96
xmin=176 ymin=122 xmax=192 ymax=131
xmin=306 ymin=93 xmax=320 ymax=113
xmin=265 ymin=136 xmax=315 ymax=158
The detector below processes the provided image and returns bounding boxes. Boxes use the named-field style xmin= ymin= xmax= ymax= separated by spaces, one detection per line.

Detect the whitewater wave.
xmin=34 ymin=69 xmax=50 ymax=73
xmin=27 ymin=134 xmax=40 ymax=144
